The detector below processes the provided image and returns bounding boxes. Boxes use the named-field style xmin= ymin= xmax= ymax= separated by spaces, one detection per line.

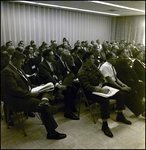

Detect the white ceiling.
xmin=34 ymin=1 xmax=145 ymax=16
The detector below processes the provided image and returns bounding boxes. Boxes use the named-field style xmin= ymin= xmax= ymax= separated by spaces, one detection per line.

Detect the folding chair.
xmin=78 ymin=82 xmax=97 ymax=124
xmin=77 ymin=82 xmax=117 ymax=124
xmin=6 ymin=101 xmax=28 ymax=136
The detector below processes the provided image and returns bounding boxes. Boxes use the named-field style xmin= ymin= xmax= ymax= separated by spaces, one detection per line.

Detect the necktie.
xmin=17 ymin=69 xmax=31 ymax=91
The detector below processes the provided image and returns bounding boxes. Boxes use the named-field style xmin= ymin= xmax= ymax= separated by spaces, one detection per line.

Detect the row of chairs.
xmin=1 ymin=82 xmax=116 ymax=136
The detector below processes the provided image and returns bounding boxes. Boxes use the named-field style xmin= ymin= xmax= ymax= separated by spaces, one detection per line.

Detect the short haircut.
xmin=82 ymin=52 xmax=93 ymax=62
xmin=1 ymin=45 xmax=7 ymax=51
xmin=11 ymin=51 xmax=26 ymax=61
xmin=78 ymin=49 xmax=86 ymax=55
xmin=106 ymin=52 xmax=115 ymax=60
xmin=6 ymin=41 xmax=12 ymax=46
xmin=15 ymin=47 xmax=23 ymax=52
xmin=1 ymin=51 xmax=10 ymax=59
xmin=116 ymin=47 xmax=125 ymax=56
xmin=43 ymin=49 xmax=52 ymax=59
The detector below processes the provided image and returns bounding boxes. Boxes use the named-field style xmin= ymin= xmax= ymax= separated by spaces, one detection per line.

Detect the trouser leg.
xmin=136 ymin=82 xmax=145 ymax=100
xmin=123 ymin=91 xmax=144 ymax=116
xmin=63 ymin=86 xmax=76 ymax=113
xmin=109 ymin=91 xmax=125 ymax=110
xmin=87 ymin=93 xmax=110 ymax=119
xmin=29 ymin=98 xmax=58 ymax=132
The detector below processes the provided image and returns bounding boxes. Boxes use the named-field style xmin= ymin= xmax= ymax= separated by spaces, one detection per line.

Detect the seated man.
xmin=1 ymin=51 xmax=66 ymax=140
xmin=115 ymin=48 xmax=145 ymax=101
xmin=100 ymin=52 xmax=145 ymax=118
xmin=38 ymin=49 xmax=79 ymax=120
xmin=132 ymin=50 xmax=145 ymax=82
xmin=78 ymin=52 xmax=131 ymax=138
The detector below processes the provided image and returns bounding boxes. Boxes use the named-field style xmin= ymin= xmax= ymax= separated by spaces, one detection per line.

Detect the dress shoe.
xmin=7 ymin=120 xmax=14 ymax=126
xmin=116 ymin=115 xmax=132 ymax=125
xmin=102 ymin=125 xmax=113 ymax=138
xmin=141 ymin=111 xmax=145 ymax=118
xmin=9 ymin=120 xmax=14 ymax=126
xmin=71 ymin=107 xmax=77 ymax=113
xmin=24 ymin=112 xmax=35 ymax=117
xmin=47 ymin=130 xmax=67 ymax=140
xmin=64 ymin=112 xmax=79 ymax=120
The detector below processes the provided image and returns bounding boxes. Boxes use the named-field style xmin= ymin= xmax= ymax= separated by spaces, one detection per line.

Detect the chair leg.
xmin=37 ymin=113 xmax=44 ymax=125
xmin=7 ymin=102 xmax=9 ymax=129
xmin=85 ymin=98 xmax=96 ymax=124
xmin=78 ymin=93 xmax=82 ymax=118
xmin=15 ymin=112 xmax=27 ymax=136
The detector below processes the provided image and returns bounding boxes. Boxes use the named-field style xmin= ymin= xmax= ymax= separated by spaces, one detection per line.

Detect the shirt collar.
xmin=45 ymin=59 xmax=52 ymax=65
xmin=105 ymin=61 xmax=112 ymax=66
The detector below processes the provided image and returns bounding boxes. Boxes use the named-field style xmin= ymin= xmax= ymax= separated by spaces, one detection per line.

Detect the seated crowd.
xmin=1 ymin=38 xmax=145 ymax=139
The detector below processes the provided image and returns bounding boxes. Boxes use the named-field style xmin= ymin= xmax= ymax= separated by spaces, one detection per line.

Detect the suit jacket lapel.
xmin=43 ymin=60 xmax=53 ymax=73
xmin=9 ymin=64 xmax=32 ymax=88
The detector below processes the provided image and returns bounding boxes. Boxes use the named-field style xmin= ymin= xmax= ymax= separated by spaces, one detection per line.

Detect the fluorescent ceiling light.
xmin=12 ymin=1 xmax=120 ymax=16
xmin=91 ymin=1 xmax=145 ymax=12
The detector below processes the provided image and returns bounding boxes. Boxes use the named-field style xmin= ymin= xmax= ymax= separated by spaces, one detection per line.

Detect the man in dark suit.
xmin=115 ymin=48 xmax=145 ymax=101
xmin=132 ymin=50 xmax=145 ymax=82
xmin=1 ymin=51 xmax=66 ymax=140
xmin=38 ymin=49 xmax=79 ymax=120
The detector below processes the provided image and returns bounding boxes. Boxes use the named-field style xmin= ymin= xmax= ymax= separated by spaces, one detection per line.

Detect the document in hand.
xmin=92 ymin=86 xmax=119 ymax=98
xmin=31 ymin=82 xmax=55 ymax=94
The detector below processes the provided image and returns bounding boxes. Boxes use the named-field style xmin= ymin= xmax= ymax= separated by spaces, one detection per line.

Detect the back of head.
xmin=6 ymin=41 xmax=12 ymax=46
xmin=116 ymin=47 xmax=125 ymax=56
xmin=6 ymin=46 xmax=15 ymax=55
xmin=82 ymin=52 xmax=93 ymax=62
xmin=30 ymin=40 xmax=34 ymax=45
xmin=1 ymin=51 xmax=10 ymax=70
xmin=11 ymin=51 xmax=26 ymax=62
xmin=106 ymin=52 xmax=115 ymax=60
xmin=15 ymin=46 xmax=24 ymax=52
xmin=1 ymin=51 xmax=10 ymax=60
xmin=1 ymin=45 xmax=7 ymax=52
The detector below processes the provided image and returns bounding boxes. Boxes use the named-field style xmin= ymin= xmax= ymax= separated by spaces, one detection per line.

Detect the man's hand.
xmin=95 ymin=86 xmax=110 ymax=94
xmin=99 ymin=88 xmax=110 ymax=94
xmin=121 ymin=86 xmax=131 ymax=92
xmin=57 ymin=84 xmax=67 ymax=90
xmin=73 ymin=78 xmax=79 ymax=83
xmin=95 ymin=86 xmax=102 ymax=92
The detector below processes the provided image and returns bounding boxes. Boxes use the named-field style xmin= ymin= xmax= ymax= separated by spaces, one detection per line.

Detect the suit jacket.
xmin=133 ymin=59 xmax=145 ymax=82
xmin=1 ymin=64 xmax=36 ymax=112
xmin=114 ymin=57 xmax=139 ymax=87
xmin=72 ymin=54 xmax=82 ymax=72
xmin=22 ymin=58 xmax=37 ymax=75
xmin=38 ymin=60 xmax=59 ymax=85
xmin=57 ymin=58 xmax=78 ymax=80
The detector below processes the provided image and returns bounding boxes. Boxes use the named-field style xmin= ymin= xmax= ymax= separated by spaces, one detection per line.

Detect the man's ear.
xmin=13 ymin=58 xmax=17 ymax=62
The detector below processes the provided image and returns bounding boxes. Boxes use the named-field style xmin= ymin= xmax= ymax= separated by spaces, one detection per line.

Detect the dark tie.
xmin=17 ymin=69 xmax=31 ymax=91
